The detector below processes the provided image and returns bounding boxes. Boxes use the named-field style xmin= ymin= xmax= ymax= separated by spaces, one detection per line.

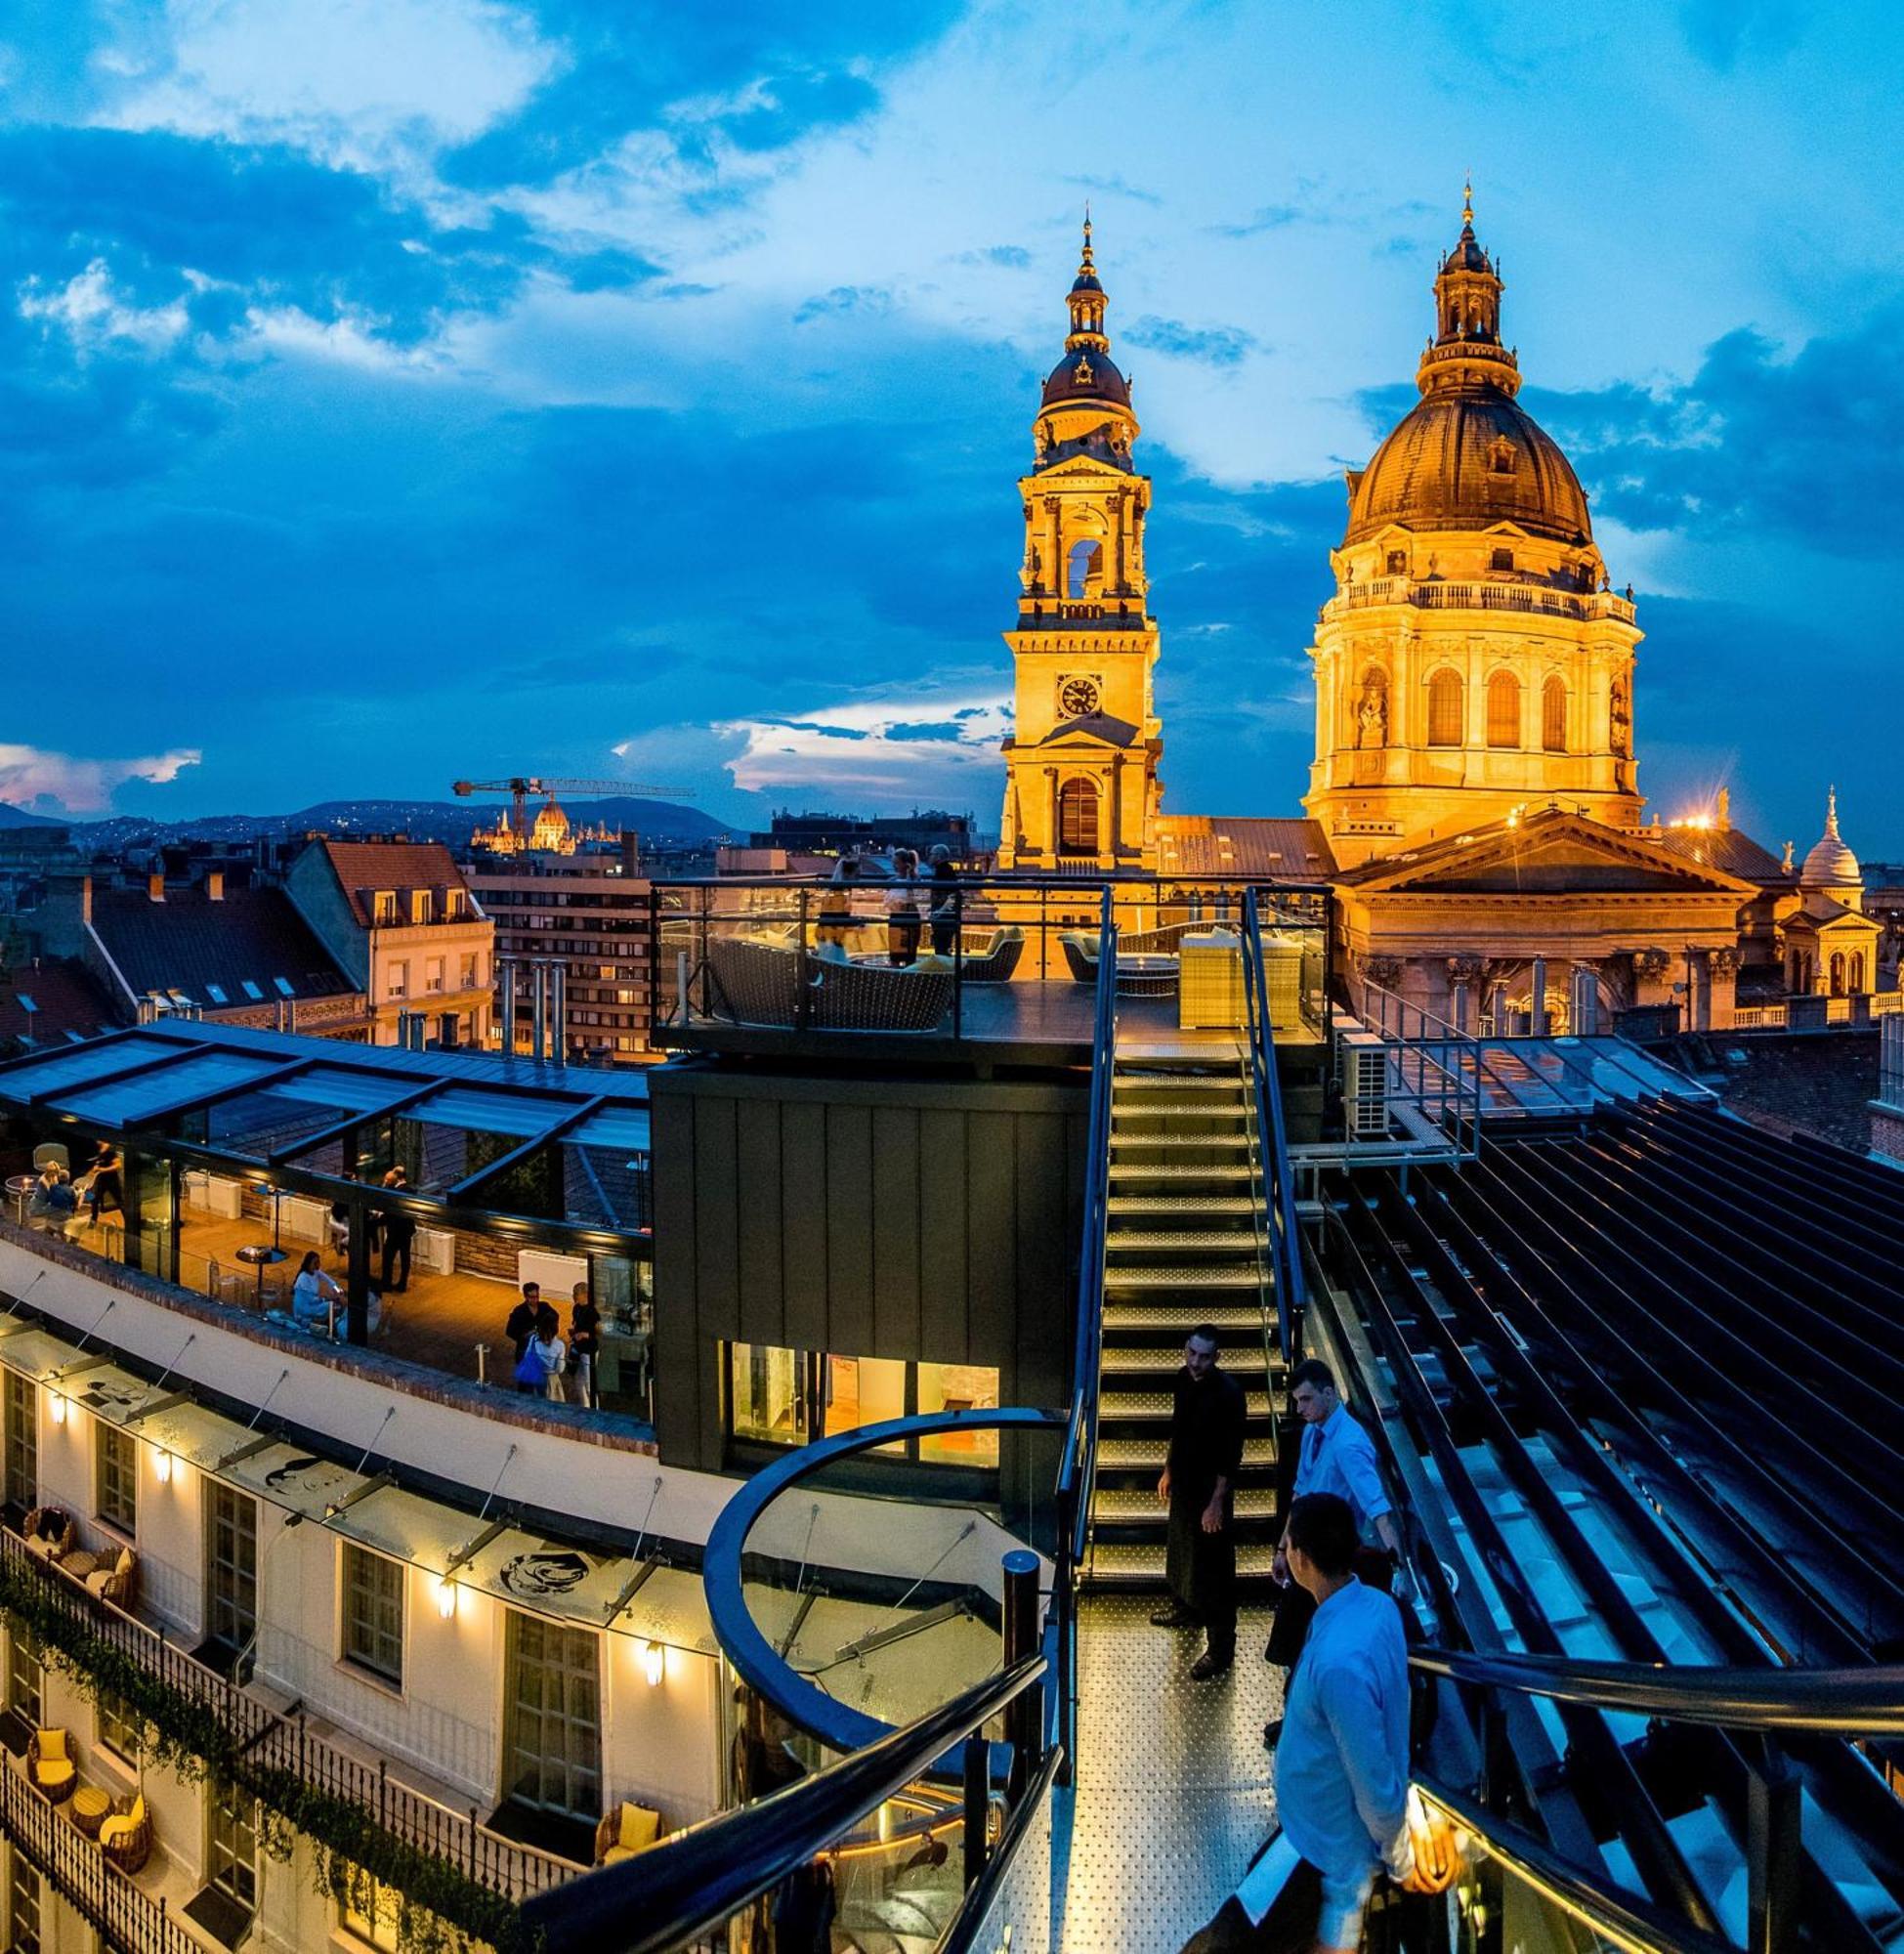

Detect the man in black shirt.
xmin=379 ymin=1205 xmax=417 ymax=1294
xmin=1154 ymin=1323 xmax=1248 ymax=1679
xmin=505 ymin=1283 xmax=541 ymax=1365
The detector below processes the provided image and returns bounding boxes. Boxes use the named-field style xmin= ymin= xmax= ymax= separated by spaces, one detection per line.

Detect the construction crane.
xmin=452 ymin=776 xmax=688 ymax=845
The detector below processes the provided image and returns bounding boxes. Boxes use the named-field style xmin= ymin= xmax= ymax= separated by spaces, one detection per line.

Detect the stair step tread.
xmin=1106 ymin=1266 xmax=1265 ymax=1289
xmin=1108 ymin=1195 xmax=1257 ymax=1213
xmin=1104 ymin=1301 xmax=1263 ymax=1329
xmin=1101 ymin=1389 xmax=1274 ymax=1420
xmin=1109 ymin=1164 xmax=1254 ymax=1181
xmin=1093 ymin=1486 xmax=1279 ymax=1521
xmin=1112 ymin=1102 xmax=1249 ymax=1118
xmin=1087 ymin=1541 xmax=1282 ymax=1580
xmin=1111 ymin=1132 xmax=1251 ymax=1149
xmin=1101 ymin=1345 xmax=1269 ymax=1374
xmin=1113 ymin=1070 xmax=1241 ymax=1086
xmin=1098 ymin=1435 xmax=1277 ymax=1469
xmin=1106 ymin=1229 xmax=1263 ymax=1250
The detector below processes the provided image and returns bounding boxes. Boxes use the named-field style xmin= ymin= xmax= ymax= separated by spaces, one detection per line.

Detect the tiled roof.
xmin=1155 ymin=816 xmax=1336 ymax=881
xmin=317 ymin=839 xmax=468 ymax=927
xmin=0 ymin=958 xmax=118 ymax=1046
xmin=1648 ymin=826 xmax=1790 ymax=884
xmin=91 ymin=885 xmax=355 ymax=1009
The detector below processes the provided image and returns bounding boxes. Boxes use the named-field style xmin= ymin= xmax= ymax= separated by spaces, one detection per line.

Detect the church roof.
xmin=1033 ymin=711 xmax=1138 ymax=749
xmin=1155 ymin=817 xmax=1335 ymax=880
xmin=1649 ymin=826 xmax=1790 ymax=885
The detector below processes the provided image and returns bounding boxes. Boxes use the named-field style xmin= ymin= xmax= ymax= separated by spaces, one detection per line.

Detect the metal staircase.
xmin=1083 ymin=1054 xmax=1286 ymax=1588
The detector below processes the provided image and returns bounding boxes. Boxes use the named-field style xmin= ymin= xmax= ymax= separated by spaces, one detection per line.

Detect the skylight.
xmin=240 ymin=980 xmax=264 ymax=1000
xmin=273 ymin=976 xmax=295 ymax=998
xmin=205 ymin=984 xmax=228 ymax=1004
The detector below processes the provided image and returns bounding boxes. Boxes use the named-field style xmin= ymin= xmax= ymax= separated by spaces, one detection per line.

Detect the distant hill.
xmin=0 ymin=802 xmax=69 ymax=828
xmin=68 ymin=796 xmax=736 ymax=850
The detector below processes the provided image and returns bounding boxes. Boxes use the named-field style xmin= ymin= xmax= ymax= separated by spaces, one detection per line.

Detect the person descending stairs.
xmin=1085 ymin=1049 xmax=1285 ymax=1590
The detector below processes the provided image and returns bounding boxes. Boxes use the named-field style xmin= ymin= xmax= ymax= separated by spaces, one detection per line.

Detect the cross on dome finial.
xmin=1462 ymin=174 xmax=1474 ymax=230
xmin=1827 ymin=784 xmax=1840 ymax=833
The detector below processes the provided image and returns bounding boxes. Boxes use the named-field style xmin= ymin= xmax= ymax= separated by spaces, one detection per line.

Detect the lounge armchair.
xmin=22 ymin=1507 xmax=76 ymax=1562
xmin=100 ymin=1793 xmax=152 ymax=1872
xmin=811 ymin=961 xmax=952 ymax=1033
xmin=595 ymin=1800 xmax=664 ymax=1867
xmin=705 ymin=937 xmax=803 ymax=1028
xmin=1058 ymin=931 xmax=1099 ymax=983
xmin=957 ymin=927 xmax=1025 ymax=984
xmin=86 ymin=1544 xmax=138 ymax=1610
xmin=29 ymin=1728 xmax=75 ymax=1803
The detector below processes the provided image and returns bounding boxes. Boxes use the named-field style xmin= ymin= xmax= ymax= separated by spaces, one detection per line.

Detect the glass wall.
xmin=725 ymin=1344 xmax=998 ymax=1468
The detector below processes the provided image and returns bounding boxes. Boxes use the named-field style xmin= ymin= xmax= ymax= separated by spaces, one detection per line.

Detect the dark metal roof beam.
xmin=443 ymin=1094 xmax=611 ymax=1201
xmin=267 ymin=1077 xmax=445 ymax=1166
xmin=0 ymin=1025 xmax=148 ymax=1084
xmin=66 ymin=1054 xmax=327 ymax=1130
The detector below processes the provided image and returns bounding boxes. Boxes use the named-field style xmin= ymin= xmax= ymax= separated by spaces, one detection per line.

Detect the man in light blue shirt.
xmin=1269 ymin=1491 xmax=1417 ymax=1949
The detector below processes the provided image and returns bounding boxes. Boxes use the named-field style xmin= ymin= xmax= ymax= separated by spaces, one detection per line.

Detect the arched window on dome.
xmin=1542 ymin=676 xmax=1568 ymax=753
xmin=1426 ymin=668 xmax=1463 ymax=748
xmin=1057 ymin=778 xmax=1100 ymax=856
xmin=1487 ymin=670 xmax=1521 ymax=748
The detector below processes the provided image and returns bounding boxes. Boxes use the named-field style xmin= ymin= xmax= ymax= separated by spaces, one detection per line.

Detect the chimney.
xmin=206 ymin=870 xmax=225 ymax=902
xmin=619 ymin=828 xmax=642 ymax=878
xmin=148 ymin=873 xmax=165 ymax=904
xmin=79 ymin=875 xmax=92 ymax=927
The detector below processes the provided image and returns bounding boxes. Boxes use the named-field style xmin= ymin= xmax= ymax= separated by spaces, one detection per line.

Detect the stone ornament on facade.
xmin=1708 ymin=946 xmax=1740 ymax=975
xmin=1445 ymin=955 xmax=1484 ymax=984
xmin=1631 ymin=949 xmax=1671 ymax=980
xmin=1365 ymin=956 xmax=1405 ymax=989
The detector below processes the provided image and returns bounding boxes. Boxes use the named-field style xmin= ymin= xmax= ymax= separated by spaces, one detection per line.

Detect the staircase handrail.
xmin=1243 ymin=888 xmax=1306 ymax=1361
xmin=1357 ymin=973 xmax=1578 ymax=1122
xmin=1413 ymin=1646 xmax=1904 ymax=1733
xmin=519 ymin=1653 xmax=1051 ymax=1954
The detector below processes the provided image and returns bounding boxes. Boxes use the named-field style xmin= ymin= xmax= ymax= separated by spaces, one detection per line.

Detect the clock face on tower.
xmin=1059 ymin=675 xmax=1101 ymax=719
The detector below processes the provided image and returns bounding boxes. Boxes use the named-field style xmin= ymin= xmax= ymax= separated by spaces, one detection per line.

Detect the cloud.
xmin=792 ymin=283 xmax=891 ymax=324
xmin=18 ymin=258 xmax=189 ymax=355
xmin=710 ymin=691 xmax=1011 ymax=797
xmin=961 ymin=245 xmax=1031 ymax=270
xmin=1677 ymin=0 xmax=1804 ymax=69
xmin=1124 ymin=315 xmax=1256 ymax=368
xmin=0 ymin=743 xmax=201 ymax=815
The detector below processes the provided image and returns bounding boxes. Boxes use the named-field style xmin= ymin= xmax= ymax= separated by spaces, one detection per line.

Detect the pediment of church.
xmin=1032 ymin=711 xmax=1139 ymax=750
xmin=1346 ymin=810 xmax=1760 ymax=899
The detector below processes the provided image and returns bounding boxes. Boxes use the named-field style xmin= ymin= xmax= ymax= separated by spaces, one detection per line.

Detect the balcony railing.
xmin=0 ymin=1526 xmax=580 ymax=1903
xmin=1732 ymin=991 xmax=1902 ymax=1031
xmin=1324 ymin=575 xmax=1636 ymax=624
xmin=0 ymin=1751 xmax=199 ymax=1954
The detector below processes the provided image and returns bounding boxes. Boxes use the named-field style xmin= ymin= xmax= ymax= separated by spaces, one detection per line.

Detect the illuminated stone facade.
xmin=1305 ymin=189 xmax=1642 ymax=869
xmin=997 ymin=220 xmax=1164 ymax=871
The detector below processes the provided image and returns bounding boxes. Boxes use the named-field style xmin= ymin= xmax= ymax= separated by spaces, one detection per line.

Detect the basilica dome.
xmin=1800 ymin=789 xmax=1860 ymax=889
xmin=1042 ymin=344 xmax=1130 ymax=409
xmin=1343 ymin=193 xmax=1592 ymax=548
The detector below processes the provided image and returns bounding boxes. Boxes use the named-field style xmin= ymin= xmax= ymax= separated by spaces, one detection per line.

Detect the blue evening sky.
xmin=0 ymin=0 xmax=1897 ymax=859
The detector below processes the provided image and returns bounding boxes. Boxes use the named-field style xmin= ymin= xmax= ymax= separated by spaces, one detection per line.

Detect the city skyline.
xmin=0 ymin=0 xmax=1899 ymax=859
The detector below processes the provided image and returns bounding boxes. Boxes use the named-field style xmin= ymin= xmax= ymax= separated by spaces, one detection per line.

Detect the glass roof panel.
xmin=0 ymin=1326 xmax=83 ymax=1381
xmin=413 ymin=1086 xmax=587 ymax=1139
xmin=135 ymin=1397 xmax=248 ymax=1470
xmin=225 ymin=1441 xmax=367 ymax=1522
xmin=53 ymin=1051 xmax=286 ymax=1126
xmin=0 ymin=1037 xmax=181 ymax=1102
xmin=570 ymin=1107 xmax=651 ymax=1154
xmin=266 ymin=1066 xmax=436 ymax=1116
xmin=324 ymin=1485 xmax=472 ymax=1571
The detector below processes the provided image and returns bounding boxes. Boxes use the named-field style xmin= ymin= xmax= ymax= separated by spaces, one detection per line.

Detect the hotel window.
xmin=371 ymin=891 xmax=399 ymax=925
xmin=97 ymin=1686 xmax=141 ymax=1762
xmin=1543 ymin=676 xmax=1568 ymax=753
xmin=444 ymin=889 xmax=468 ymax=919
xmin=97 ymin=1422 xmax=137 ymax=1536
xmin=7 ymin=1845 xmax=39 ymax=1954
xmin=340 ymin=1544 xmax=403 ymax=1687
xmin=410 ymin=890 xmax=434 ymax=924
xmin=424 ymin=956 xmax=445 ymax=994
xmin=459 ymin=953 xmax=479 ymax=989
xmin=386 ymin=962 xmax=409 ymax=999
xmin=1426 ymin=669 xmax=1463 ymax=748
xmin=1486 ymin=670 xmax=1521 ymax=748
xmin=3 ymin=1375 xmax=36 ymax=1510
xmin=340 ymin=1875 xmax=402 ymax=1952
xmin=206 ymin=1780 xmax=259 ymax=1922
xmin=727 ymin=1344 xmax=999 ymax=1467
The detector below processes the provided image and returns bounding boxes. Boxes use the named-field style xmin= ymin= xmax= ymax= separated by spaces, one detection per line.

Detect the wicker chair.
xmin=705 ymin=937 xmax=803 ymax=1028
xmin=594 ymin=1800 xmax=664 ymax=1867
xmin=28 ymin=1728 xmax=75 ymax=1803
xmin=100 ymin=1793 xmax=152 ymax=1872
xmin=1058 ymin=932 xmax=1100 ymax=984
xmin=22 ymin=1507 xmax=76 ymax=1562
xmin=85 ymin=1544 xmax=139 ymax=1610
xmin=811 ymin=961 xmax=952 ymax=1033
xmin=957 ymin=927 xmax=1025 ymax=984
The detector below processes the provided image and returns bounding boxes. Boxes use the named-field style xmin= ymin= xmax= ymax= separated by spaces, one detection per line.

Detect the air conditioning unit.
xmin=415 ymin=1227 xmax=456 ymax=1276
xmin=184 ymin=1174 xmax=244 ymax=1219
xmin=1338 ymin=1031 xmax=1392 ymax=1140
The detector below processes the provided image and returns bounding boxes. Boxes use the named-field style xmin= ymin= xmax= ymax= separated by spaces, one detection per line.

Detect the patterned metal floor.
xmin=1048 ymin=1594 xmax=1285 ymax=1953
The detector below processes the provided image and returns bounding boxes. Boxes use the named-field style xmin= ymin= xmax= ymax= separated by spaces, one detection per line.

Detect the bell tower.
xmin=997 ymin=218 xmax=1163 ymax=871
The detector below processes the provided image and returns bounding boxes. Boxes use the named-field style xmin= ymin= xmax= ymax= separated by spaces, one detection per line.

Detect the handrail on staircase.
xmin=1053 ymin=885 xmax=1117 ymax=1776
xmin=1242 ymin=888 xmax=1305 ymax=1363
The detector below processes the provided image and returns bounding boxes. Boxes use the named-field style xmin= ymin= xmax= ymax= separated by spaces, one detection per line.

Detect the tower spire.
xmin=1065 ymin=207 xmax=1109 ymax=351
xmin=1461 ymin=172 xmax=1474 ymax=232
xmin=1827 ymin=784 xmax=1840 ymax=834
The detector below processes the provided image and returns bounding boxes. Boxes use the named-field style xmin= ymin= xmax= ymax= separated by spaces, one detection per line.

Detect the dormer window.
xmin=1384 ymin=549 xmax=1407 ymax=575
xmin=1490 ymin=547 xmax=1515 ymax=572
xmin=409 ymin=889 xmax=434 ymax=925
xmin=371 ymin=891 xmax=398 ymax=925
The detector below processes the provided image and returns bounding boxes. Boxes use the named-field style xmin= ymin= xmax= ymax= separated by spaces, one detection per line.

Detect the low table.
xmin=6 ymin=1173 xmax=36 ymax=1222
xmin=234 ymin=1243 xmax=287 ymax=1305
xmin=72 ymin=1785 xmax=111 ymax=1839
xmin=1116 ymin=955 xmax=1179 ymax=998
xmin=62 ymin=1550 xmax=100 ymax=1583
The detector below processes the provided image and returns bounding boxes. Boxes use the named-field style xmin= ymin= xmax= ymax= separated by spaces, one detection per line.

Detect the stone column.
xmin=1109 ymin=756 xmax=1123 ymax=862
xmin=1531 ymin=956 xmax=1549 ymax=1037
xmin=1446 ymin=955 xmax=1482 ymax=1033
xmin=1045 ymin=767 xmax=1060 ymax=865
xmin=1045 ymin=497 xmax=1063 ymax=600
xmin=1708 ymin=946 xmax=1739 ymax=1032
xmin=1114 ymin=491 xmax=1128 ymax=592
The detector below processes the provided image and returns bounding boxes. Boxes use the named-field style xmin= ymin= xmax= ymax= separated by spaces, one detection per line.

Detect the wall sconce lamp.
xmin=153 ymin=1449 xmax=173 ymax=1485
xmin=437 ymin=1577 xmax=458 ymax=1621
xmin=48 ymin=1391 xmax=65 ymax=1425
xmin=642 ymin=1640 xmax=664 ymax=1687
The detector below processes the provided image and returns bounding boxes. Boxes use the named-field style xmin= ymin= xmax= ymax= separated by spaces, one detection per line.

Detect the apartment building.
xmin=466 ymin=847 xmax=654 ymax=1063
xmin=286 ymin=839 xmax=492 ymax=1048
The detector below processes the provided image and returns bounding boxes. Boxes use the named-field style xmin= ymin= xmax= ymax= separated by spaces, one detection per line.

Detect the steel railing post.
xmin=961 ymin=1732 xmax=990 ymax=1888
xmin=1001 ymin=1550 xmax=1041 ymax=1806
xmin=1747 ymin=1746 xmax=1800 ymax=1954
